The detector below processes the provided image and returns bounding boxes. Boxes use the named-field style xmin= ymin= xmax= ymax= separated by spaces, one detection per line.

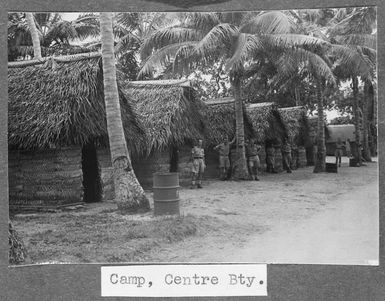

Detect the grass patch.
xmin=12 ymin=211 xmax=221 ymax=264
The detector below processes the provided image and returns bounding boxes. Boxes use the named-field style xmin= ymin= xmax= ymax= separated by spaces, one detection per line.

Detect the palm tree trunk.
xmin=9 ymin=221 xmax=27 ymax=264
xmin=230 ymin=72 xmax=249 ymax=179
xmin=313 ymin=81 xmax=326 ymax=173
xmin=352 ymin=76 xmax=362 ymax=166
xmin=25 ymin=13 xmax=42 ymax=60
xmin=294 ymin=86 xmax=300 ymax=106
xmin=362 ymin=81 xmax=372 ymax=162
xmin=100 ymin=12 xmax=150 ymax=213
xmin=367 ymin=82 xmax=376 ymax=156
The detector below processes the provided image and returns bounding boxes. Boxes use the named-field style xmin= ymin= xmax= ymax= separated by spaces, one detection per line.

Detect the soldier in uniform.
xmin=335 ymin=137 xmax=343 ymax=167
xmin=245 ymin=138 xmax=261 ymax=181
xmin=213 ymin=136 xmax=235 ymax=180
xmin=190 ymin=139 xmax=205 ymax=188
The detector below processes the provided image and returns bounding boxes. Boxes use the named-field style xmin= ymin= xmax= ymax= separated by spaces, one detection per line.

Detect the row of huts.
xmin=7 ymin=56 xmax=330 ymax=211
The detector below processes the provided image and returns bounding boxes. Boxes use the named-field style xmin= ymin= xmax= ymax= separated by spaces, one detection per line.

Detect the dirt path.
xmin=12 ymin=158 xmax=378 ymax=265
xmin=228 ymin=180 xmax=378 ymax=264
xmin=146 ymin=158 xmax=378 ymax=264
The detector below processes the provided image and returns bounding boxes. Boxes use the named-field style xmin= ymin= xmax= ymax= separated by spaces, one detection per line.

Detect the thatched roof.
xmin=246 ymin=102 xmax=287 ymax=144
xmin=122 ymin=79 xmax=206 ymax=152
xmin=278 ymin=106 xmax=310 ymax=146
xmin=204 ymin=97 xmax=255 ymax=146
xmin=8 ymin=57 xmax=144 ymax=152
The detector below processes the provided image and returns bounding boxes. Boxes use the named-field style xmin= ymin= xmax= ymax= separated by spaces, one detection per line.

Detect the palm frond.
xmin=331 ymin=44 xmax=374 ymax=80
xmin=138 ymin=41 xmax=197 ymax=79
xmin=334 ymin=33 xmax=376 ymax=50
xmin=194 ymin=23 xmax=238 ymax=57
xmin=114 ymin=32 xmax=141 ymax=54
xmin=265 ymin=33 xmax=330 ymax=50
xmin=115 ymin=13 xmax=139 ymax=32
xmin=73 ymin=22 xmax=100 ymax=40
xmin=241 ymin=11 xmax=296 ymax=34
xmin=330 ymin=7 xmax=376 ymax=36
xmin=140 ymin=26 xmax=202 ymax=60
xmin=275 ymin=48 xmax=335 ymax=85
xmin=183 ymin=12 xmax=221 ymax=31
xmin=173 ymin=43 xmax=200 ymax=74
xmin=225 ymin=33 xmax=263 ymax=72
xmin=43 ymin=21 xmax=78 ymax=45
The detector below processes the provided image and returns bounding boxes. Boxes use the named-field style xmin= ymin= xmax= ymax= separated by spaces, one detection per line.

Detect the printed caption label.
xmin=101 ymin=264 xmax=267 ymax=297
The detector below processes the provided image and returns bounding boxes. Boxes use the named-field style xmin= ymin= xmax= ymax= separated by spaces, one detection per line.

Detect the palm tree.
xmin=25 ymin=13 xmax=42 ymax=60
xmin=8 ymin=12 xmax=99 ymax=61
xmin=100 ymin=12 xmax=150 ymax=213
xmin=139 ymin=11 xmax=328 ymax=178
xmin=329 ymin=7 xmax=376 ymax=164
xmin=8 ymin=12 xmax=41 ymax=266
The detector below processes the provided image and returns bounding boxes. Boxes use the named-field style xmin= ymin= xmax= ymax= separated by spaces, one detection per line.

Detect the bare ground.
xmin=12 ymin=157 xmax=378 ymax=265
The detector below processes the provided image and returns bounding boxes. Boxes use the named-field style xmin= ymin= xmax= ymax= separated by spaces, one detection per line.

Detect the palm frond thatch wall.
xmin=246 ymin=102 xmax=287 ymax=144
xmin=122 ymin=80 xmax=206 ymax=153
xmin=8 ymin=58 xmax=145 ymax=153
xmin=204 ymin=97 xmax=254 ymax=146
xmin=278 ymin=106 xmax=310 ymax=146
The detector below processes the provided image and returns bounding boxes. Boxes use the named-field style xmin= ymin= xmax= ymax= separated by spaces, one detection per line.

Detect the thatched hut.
xmin=8 ymin=58 xmax=205 ymax=210
xmin=8 ymin=57 xmax=144 ymax=210
xmin=99 ymin=79 xmax=206 ymax=190
xmin=203 ymin=97 xmax=255 ymax=178
xmin=278 ymin=106 xmax=310 ymax=168
xmin=246 ymin=102 xmax=287 ymax=172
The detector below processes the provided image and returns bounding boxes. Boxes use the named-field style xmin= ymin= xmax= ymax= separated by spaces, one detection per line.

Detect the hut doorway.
xmin=81 ymin=142 xmax=102 ymax=203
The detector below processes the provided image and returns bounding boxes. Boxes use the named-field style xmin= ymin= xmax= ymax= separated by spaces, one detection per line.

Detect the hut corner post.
xmin=231 ymin=73 xmax=249 ymax=180
xmin=313 ymin=81 xmax=326 ymax=173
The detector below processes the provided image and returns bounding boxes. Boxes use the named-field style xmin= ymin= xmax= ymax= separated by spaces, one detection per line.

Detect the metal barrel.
xmin=153 ymin=172 xmax=180 ymax=216
xmin=326 ymin=162 xmax=338 ymax=173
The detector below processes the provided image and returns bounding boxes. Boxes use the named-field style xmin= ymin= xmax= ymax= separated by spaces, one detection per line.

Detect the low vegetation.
xmin=11 ymin=209 xmax=221 ymax=264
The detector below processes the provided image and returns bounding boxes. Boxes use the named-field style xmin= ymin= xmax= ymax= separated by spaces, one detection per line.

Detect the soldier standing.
xmin=245 ymin=138 xmax=261 ymax=181
xmin=214 ymin=136 xmax=235 ymax=180
xmin=190 ymin=139 xmax=205 ymax=189
xmin=335 ymin=137 xmax=343 ymax=167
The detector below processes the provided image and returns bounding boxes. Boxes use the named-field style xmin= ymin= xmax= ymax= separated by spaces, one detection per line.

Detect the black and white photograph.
xmin=7 ymin=7 xmax=378 ymax=266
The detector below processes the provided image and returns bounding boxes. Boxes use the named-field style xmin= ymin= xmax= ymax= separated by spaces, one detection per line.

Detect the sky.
xmin=61 ymin=13 xmax=81 ymax=21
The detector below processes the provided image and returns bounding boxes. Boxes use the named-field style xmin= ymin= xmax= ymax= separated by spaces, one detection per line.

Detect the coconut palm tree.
xmin=8 ymin=12 xmax=40 ymax=266
xmin=100 ymin=12 xmax=150 ymax=213
xmin=139 ymin=11 xmax=329 ymax=179
xmin=8 ymin=12 xmax=99 ymax=61
xmin=329 ymin=7 xmax=376 ymax=164
xmin=25 ymin=13 xmax=42 ymax=60
xmin=240 ymin=9 xmax=336 ymax=173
